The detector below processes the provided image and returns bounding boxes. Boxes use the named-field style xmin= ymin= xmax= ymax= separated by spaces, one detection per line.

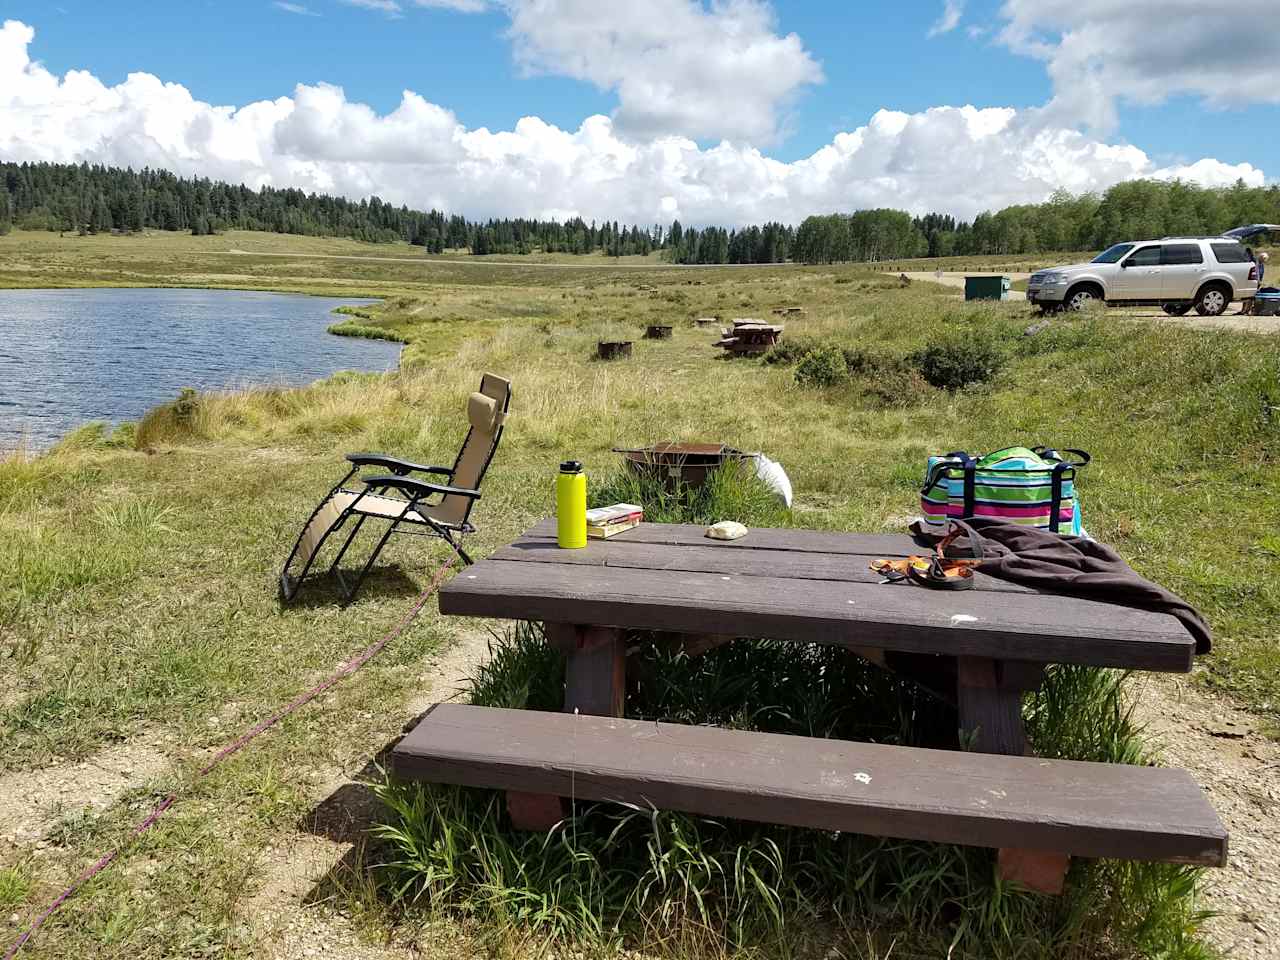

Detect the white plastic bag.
xmin=753 ymin=454 xmax=793 ymax=507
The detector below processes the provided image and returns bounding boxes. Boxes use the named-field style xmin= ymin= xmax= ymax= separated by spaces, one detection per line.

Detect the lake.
xmin=0 ymin=288 xmax=401 ymax=450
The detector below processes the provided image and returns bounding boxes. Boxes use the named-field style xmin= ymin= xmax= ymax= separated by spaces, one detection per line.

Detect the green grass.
xmin=0 ymin=863 xmax=33 ymax=910
xmin=1 ymin=228 xmax=1275 ymax=958
xmin=327 ymin=319 xmax=411 ymax=343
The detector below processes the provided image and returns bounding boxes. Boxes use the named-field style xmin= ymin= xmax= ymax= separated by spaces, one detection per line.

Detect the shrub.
xmin=173 ymin=387 xmax=200 ymax=422
xmin=794 ymin=346 xmax=848 ymax=388
xmin=134 ymin=387 xmax=201 ymax=449
xmin=762 ymin=338 xmax=814 ymax=365
xmin=860 ymin=363 xmax=935 ymax=409
xmin=909 ymin=334 xmax=1005 ymax=391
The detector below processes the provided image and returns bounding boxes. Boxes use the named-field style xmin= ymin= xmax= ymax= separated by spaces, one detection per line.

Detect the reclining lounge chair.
xmin=280 ymin=373 xmax=511 ymax=603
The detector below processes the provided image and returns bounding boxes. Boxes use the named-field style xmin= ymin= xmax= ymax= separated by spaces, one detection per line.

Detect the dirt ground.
xmin=0 ymin=737 xmax=171 ymax=847
xmin=1130 ymin=675 xmax=1280 ymax=959
xmin=891 ymin=271 xmax=1280 ymax=333
xmin=243 ymin=625 xmax=496 ymax=960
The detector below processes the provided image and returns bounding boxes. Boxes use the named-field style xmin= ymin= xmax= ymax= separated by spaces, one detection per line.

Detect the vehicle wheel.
xmin=1162 ymin=302 xmax=1192 ymax=317
xmin=1065 ymin=286 xmax=1100 ymax=312
xmin=1194 ymin=285 xmax=1230 ymax=317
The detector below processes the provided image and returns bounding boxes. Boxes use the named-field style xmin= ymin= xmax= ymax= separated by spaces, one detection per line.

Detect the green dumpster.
xmin=964 ymin=275 xmax=1011 ymax=301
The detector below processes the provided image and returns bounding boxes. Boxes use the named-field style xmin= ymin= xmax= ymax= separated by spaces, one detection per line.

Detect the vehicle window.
xmin=1124 ymin=246 xmax=1162 ymax=267
xmin=1162 ymin=244 xmax=1203 ymax=265
xmin=1093 ymin=243 xmax=1135 ymax=264
xmin=1211 ymin=243 xmax=1250 ymax=264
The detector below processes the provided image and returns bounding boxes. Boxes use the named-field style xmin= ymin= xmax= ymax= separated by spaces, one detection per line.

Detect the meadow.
xmin=0 ymin=229 xmax=1277 ymax=958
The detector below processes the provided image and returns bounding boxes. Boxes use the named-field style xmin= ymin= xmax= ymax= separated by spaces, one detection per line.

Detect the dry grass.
xmin=1 ymin=230 xmax=1276 ymax=958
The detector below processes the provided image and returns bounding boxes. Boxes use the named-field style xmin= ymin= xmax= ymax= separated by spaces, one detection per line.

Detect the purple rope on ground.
xmin=3 ymin=556 xmax=456 ymax=960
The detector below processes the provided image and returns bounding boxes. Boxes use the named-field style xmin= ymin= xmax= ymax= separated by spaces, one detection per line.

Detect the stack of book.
xmin=586 ymin=503 xmax=644 ymax=539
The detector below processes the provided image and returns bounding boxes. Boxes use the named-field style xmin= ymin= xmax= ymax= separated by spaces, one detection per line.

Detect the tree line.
xmin=2 ymin=161 xmax=1276 ymax=263
xmin=0 ymin=161 xmax=669 ymax=255
xmin=791 ymin=180 xmax=1279 ymax=263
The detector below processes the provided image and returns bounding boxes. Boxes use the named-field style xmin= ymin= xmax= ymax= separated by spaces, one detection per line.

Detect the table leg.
xmin=956 ymin=656 xmax=1027 ymax=755
xmin=506 ymin=623 xmax=626 ymax=830
xmin=560 ymin=624 xmax=627 ymax=716
xmin=956 ymin=656 xmax=1067 ymax=894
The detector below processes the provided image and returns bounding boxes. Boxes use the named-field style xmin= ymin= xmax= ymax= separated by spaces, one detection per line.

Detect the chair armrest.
xmin=362 ymin=475 xmax=481 ymax=501
xmin=345 ymin=452 xmax=453 ymax=476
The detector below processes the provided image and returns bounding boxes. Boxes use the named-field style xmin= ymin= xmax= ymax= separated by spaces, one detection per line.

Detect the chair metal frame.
xmin=279 ymin=375 xmax=510 ymax=604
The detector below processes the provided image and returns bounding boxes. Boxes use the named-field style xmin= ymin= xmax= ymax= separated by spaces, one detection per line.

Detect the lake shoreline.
xmin=0 ymin=288 xmax=398 ymax=452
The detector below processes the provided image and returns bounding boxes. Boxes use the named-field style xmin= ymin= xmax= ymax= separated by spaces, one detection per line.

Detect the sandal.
xmin=870 ymin=522 xmax=982 ymax=590
xmin=907 ymin=555 xmax=975 ymax=590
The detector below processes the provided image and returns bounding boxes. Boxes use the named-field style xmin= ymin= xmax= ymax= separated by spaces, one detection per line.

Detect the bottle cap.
xmin=560 ymin=460 xmax=583 ymax=473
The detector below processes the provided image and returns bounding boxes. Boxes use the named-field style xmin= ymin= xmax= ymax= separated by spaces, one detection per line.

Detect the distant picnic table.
xmin=394 ymin=520 xmax=1226 ymax=894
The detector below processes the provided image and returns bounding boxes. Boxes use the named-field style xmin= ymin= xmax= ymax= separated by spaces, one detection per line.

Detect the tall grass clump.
xmin=328 ymin=318 xmax=410 ymax=343
xmin=589 ymin=462 xmax=790 ymax=528
xmin=134 ymin=387 xmax=202 ymax=448
xmin=0 ymin=863 xmax=33 ymax=909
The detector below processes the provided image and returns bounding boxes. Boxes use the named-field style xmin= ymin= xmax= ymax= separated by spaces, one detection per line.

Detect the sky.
xmin=0 ymin=0 xmax=1276 ymax=227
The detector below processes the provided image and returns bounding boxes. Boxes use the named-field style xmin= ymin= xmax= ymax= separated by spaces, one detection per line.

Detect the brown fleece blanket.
xmin=911 ymin=518 xmax=1212 ymax=654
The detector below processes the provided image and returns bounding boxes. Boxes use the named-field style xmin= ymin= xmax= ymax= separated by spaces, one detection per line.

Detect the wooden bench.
xmin=394 ymin=704 xmax=1227 ymax=874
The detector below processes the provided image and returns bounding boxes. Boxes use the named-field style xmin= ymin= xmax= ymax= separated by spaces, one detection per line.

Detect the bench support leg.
xmin=956 ymin=657 xmax=1067 ymax=893
xmin=998 ymin=847 xmax=1070 ymax=895
xmin=506 ymin=624 xmax=626 ymax=830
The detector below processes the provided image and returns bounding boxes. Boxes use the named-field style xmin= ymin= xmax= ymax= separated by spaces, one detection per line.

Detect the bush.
xmin=859 ymin=363 xmax=935 ymax=409
xmin=762 ymin=338 xmax=814 ymax=365
xmin=909 ymin=334 xmax=1005 ymax=391
xmin=794 ymin=346 xmax=848 ymax=388
xmin=134 ymin=387 xmax=201 ymax=449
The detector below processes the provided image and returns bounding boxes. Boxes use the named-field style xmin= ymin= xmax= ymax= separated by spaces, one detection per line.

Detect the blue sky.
xmin=0 ymin=1 xmax=1274 ymax=225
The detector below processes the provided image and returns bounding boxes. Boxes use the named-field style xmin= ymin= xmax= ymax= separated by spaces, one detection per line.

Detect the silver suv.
xmin=1028 ymin=234 xmax=1261 ymax=316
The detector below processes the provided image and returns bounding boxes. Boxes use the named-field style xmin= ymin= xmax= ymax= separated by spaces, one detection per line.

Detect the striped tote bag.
xmin=919 ymin=446 xmax=1089 ymax=536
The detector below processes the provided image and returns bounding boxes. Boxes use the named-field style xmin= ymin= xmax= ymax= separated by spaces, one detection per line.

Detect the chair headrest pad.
xmin=468 ymin=392 xmax=502 ymax=433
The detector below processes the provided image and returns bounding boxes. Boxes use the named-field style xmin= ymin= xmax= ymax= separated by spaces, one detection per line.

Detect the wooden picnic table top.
xmin=439 ymin=520 xmax=1195 ymax=672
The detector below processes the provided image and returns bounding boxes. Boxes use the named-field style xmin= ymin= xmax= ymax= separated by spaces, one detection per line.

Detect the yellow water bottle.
xmin=556 ymin=460 xmax=587 ymax=548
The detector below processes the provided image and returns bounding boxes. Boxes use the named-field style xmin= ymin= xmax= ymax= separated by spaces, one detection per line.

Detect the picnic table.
xmin=715 ymin=320 xmax=783 ymax=354
xmin=393 ymin=520 xmax=1227 ymax=894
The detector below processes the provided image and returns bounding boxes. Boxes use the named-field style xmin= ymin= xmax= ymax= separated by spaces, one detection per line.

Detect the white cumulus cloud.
xmin=504 ymin=0 xmax=823 ymax=144
xmin=0 ymin=19 xmax=1267 ymax=228
xmin=999 ymin=0 xmax=1280 ymax=131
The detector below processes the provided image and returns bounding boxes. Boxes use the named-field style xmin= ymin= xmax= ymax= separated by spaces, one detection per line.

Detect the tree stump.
xmin=644 ymin=325 xmax=673 ymax=340
xmin=597 ymin=341 xmax=633 ymax=360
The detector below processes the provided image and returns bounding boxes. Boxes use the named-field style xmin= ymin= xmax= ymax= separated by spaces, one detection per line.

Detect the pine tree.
xmin=127 ymin=191 xmax=145 ymax=232
xmin=0 ymin=190 xmax=11 ymax=236
xmin=90 ymin=192 xmax=112 ymax=234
